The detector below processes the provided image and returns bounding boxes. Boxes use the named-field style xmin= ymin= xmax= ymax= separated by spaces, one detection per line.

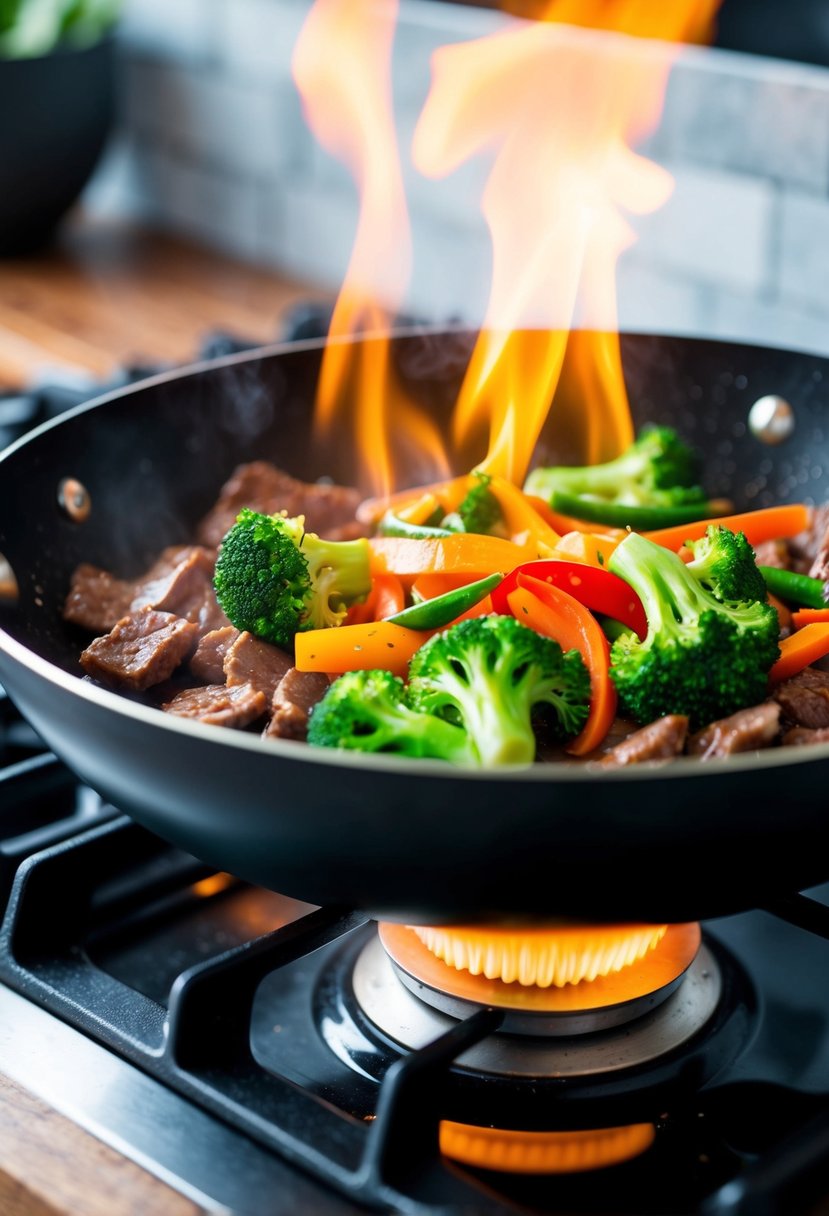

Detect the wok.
xmin=0 ymin=329 xmax=828 ymax=925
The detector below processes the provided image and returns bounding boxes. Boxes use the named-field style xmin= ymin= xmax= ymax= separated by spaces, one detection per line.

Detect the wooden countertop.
xmin=0 ymin=214 xmax=326 ymax=391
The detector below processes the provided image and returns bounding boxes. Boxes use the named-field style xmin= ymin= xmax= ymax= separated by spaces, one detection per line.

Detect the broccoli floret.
xmin=684 ymin=525 xmax=768 ymax=604
xmin=608 ymin=530 xmax=780 ymax=729
xmin=214 ymin=508 xmax=371 ymax=648
xmin=442 ymin=473 xmax=505 ymax=536
xmin=307 ymin=669 xmax=475 ymax=764
xmin=524 ymin=426 xmax=706 ymax=508
xmin=407 ymin=615 xmax=590 ymax=765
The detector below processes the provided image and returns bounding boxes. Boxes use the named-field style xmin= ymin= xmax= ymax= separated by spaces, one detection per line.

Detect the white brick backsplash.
xmin=780 ymin=192 xmax=829 ymax=314
xmin=660 ymin=47 xmax=829 ymax=193
xmin=119 ymin=0 xmax=221 ymax=63
xmin=630 ymin=164 xmax=775 ymax=295
xmin=258 ymin=180 xmax=359 ymax=290
xmin=122 ymin=57 xmax=304 ymax=178
xmin=616 ymin=262 xmax=712 ymax=338
xmin=134 ymin=147 xmax=261 ymax=261
xmin=706 ymin=287 xmax=829 ymax=358
xmin=215 ymin=0 xmax=309 ymax=81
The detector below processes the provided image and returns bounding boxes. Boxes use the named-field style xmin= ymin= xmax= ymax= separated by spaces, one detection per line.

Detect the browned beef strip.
xmin=64 ymin=564 xmax=135 ymax=633
xmin=687 ymin=701 xmax=780 ymax=760
xmin=782 ymin=725 xmax=829 ymax=747
xmin=197 ymin=462 xmax=363 ymax=547
xmin=190 ymin=626 xmax=240 ymax=683
xmin=597 ymin=715 xmax=689 ymax=768
xmin=223 ymin=630 xmax=293 ymax=700
xmin=753 ymin=539 xmax=791 ymax=571
xmin=162 ymin=682 xmax=266 ymax=728
xmin=131 ymin=545 xmax=223 ymax=631
xmin=773 ymin=667 xmax=829 ymax=728
xmin=789 ymin=504 xmax=829 ymax=574
xmin=264 ymin=669 xmax=330 ymax=741
xmin=80 ymin=609 xmax=199 ymax=691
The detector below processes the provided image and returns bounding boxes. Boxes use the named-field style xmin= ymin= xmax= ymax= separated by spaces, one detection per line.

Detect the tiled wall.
xmin=87 ymin=0 xmax=829 ymax=355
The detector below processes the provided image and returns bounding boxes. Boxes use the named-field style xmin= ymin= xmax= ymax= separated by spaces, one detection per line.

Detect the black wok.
xmin=0 ymin=329 xmax=828 ymax=925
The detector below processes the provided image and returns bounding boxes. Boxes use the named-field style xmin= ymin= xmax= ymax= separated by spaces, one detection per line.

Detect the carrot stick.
xmin=357 ymin=476 xmax=472 ymax=526
xmin=487 ymin=477 xmax=561 ymax=553
xmin=792 ymin=608 xmax=829 ymax=628
xmin=645 ymin=504 xmax=810 ymax=552
xmin=396 ymin=493 xmax=443 ymax=526
xmin=507 ymin=576 xmax=617 ymax=756
xmin=369 ymin=534 xmax=535 ymax=579
xmin=295 ymin=620 xmax=431 ymax=677
xmin=768 ymin=623 xmax=829 ymax=684
xmin=412 ymin=573 xmax=481 ymax=599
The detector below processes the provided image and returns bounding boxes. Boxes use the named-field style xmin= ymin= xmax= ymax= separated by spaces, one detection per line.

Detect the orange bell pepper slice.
xmin=550 ymin=530 xmax=620 ymax=570
xmin=769 ymin=623 xmax=829 ymax=685
xmin=369 ymin=534 xmax=535 ymax=580
xmin=357 ymin=476 xmax=472 ymax=526
xmin=295 ymin=619 xmax=431 ymax=678
xmin=505 ymin=574 xmax=617 ymax=756
xmin=487 ymin=476 xmax=561 ymax=553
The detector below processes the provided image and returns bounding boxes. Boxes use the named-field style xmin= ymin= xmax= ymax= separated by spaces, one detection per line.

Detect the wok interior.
xmin=0 ymin=328 xmax=827 ymax=677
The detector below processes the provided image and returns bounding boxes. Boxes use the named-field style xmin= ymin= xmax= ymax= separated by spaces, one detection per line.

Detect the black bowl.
xmin=0 ymin=37 xmax=115 ymax=255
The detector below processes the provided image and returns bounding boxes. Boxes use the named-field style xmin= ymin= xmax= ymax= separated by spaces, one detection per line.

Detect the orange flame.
xmin=413 ymin=3 xmax=719 ymax=483
xmin=292 ymin=0 xmax=449 ymax=497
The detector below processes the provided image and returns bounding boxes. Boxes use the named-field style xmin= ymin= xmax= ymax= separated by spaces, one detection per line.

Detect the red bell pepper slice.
xmin=490 ymin=560 xmax=647 ymax=639
xmin=503 ymin=574 xmax=617 ymax=756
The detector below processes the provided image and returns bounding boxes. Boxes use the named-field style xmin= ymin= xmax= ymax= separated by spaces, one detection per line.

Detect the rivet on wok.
xmin=58 ymin=478 xmax=91 ymax=523
xmin=748 ymin=395 xmax=795 ymax=445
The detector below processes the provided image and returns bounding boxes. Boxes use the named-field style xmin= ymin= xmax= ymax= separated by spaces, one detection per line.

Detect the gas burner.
xmin=376 ymin=922 xmax=703 ymax=1036
xmin=353 ymin=931 xmax=721 ymax=1074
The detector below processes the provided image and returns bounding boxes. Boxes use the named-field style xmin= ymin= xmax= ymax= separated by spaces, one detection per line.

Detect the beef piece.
xmin=688 ymin=702 xmax=780 ymax=760
xmin=80 ymin=609 xmax=198 ymax=691
xmin=782 ymin=725 xmax=829 ymax=747
xmin=790 ymin=503 xmax=829 ymax=574
xmin=753 ymin=539 xmax=791 ymax=571
xmin=190 ymin=626 xmax=240 ymax=683
xmin=163 ymin=682 xmax=266 ymax=728
xmin=773 ymin=667 xmax=829 ymax=729
xmin=223 ymin=630 xmax=293 ymax=700
xmin=598 ymin=715 xmax=689 ymax=768
xmin=264 ymin=669 xmax=330 ymax=741
xmin=196 ymin=462 xmax=363 ymax=547
xmin=64 ymin=564 xmax=135 ymax=633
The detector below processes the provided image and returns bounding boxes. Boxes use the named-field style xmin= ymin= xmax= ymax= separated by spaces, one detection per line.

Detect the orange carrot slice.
xmin=369 ymin=534 xmax=534 ymax=579
xmin=345 ymin=573 xmax=406 ymax=625
xmin=645 ymin=504 xmax=809 ymax=553
xmin=769 ymin=623 xmax=829 ymax=684
xmin=792 ymin=608 xmax=829 ymax=629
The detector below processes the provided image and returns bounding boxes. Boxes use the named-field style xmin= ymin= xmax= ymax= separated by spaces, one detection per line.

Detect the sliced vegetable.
xmin=490 ymin=560 xmax=647 ymax=638
xmin=357 ymin=475 xmax=473 ymax=526
xmin=369 ymin=534 xmax=535 ymax=580
xmin=759 ymin=566 xmax=828 ymax=610
xmin=377 ymin=511 xmax=454 ymax=540
xmin=411 ymin=572 xmax=480 ymax=599
xmin=547 ymin=490 xmax=720 ymax=531
xmin=396 ymin=493 xmax=444 ymax=527
xmin=487 ymin=476 xmax=560 ymax=553
xmin=386 ymin=573 xmax=504 ymax=630
xmin=345 ymin=573 xmax=406 ymax=625
xmin=792 ymin=608 xmax=829 ymax=628
xmin=295 ymin=619 xmax=431 ymax=678
xmin=644 ymin=504 xmax=810 ymax=553
xmin=550 ymin=530 xmax=619 ymax=569
xmin=504 ymin=577 xmax=616 ymax=756
xmin=769 ymin=623 xmax=829 ymax=684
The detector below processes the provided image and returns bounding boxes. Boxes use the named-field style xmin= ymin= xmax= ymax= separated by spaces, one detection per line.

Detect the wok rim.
xmin=0 ymin=328 xmax=826 ymax=786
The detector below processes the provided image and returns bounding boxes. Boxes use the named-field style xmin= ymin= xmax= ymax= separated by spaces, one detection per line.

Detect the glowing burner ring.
xmin=378 ymin=922 xmax=701 ymax=1036
xmin=439 ymin=1120 xmax=656 ymax=1174
xmin=412 ymin=922 xmax=668 ymax=987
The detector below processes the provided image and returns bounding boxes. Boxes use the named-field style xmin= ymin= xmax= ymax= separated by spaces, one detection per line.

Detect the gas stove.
xmin=2 ymin=689 xmax=829 ymax=1215
xmin=3 ymin=322 xmax=829 ymax=1215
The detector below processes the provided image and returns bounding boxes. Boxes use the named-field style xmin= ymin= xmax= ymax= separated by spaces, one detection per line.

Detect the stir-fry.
xmin=64 ymin=427 xmax=829 ymax=767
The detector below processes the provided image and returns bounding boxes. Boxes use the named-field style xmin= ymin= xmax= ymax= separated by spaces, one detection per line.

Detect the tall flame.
xmin=292 ymin=0 xmax=449 ymax=497
xmin=413 ymin=2 xmax=719 ymax=483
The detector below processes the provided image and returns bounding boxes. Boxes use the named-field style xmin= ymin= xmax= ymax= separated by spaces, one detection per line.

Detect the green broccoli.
xmin=442 ymin=473 xmax=505 ymax=536
xmin=214 ymin=508 xmax=371 ymax=648
xmin=524 ymin=426 xmax=706 ymax=509
xmin=684 ymin=525 xmax=769 ymax=604
xmin=407 ymin=615 xmax=590 ymax=766
xmin=307 ymin=669 xmax=475 ymax=764
xmin=608 ymin=530 xmax=780 ymax=729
